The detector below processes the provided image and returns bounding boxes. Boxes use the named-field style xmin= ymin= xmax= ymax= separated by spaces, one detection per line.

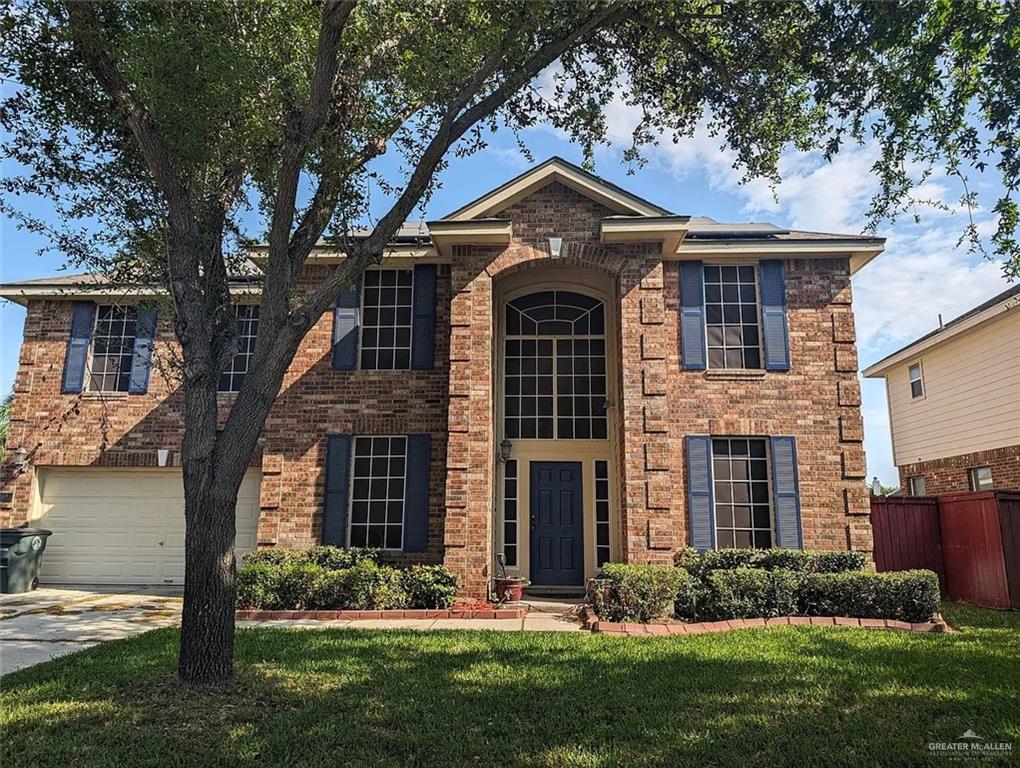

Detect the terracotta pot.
xmin=494 ymin=577 xmax=526 ymax=602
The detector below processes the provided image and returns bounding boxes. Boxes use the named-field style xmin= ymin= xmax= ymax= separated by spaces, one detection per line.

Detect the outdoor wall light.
xmin=12 ymin=446 xmax=29 ymax=476
xmin=498 ymin=439 xmax=513 ymax=463
xmin=548 ymin=237 xmax=563 ymax=259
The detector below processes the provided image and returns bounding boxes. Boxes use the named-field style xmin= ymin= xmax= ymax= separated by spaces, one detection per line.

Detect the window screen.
xmin=360 ymin=270 xmax=413 ymax=370
xmin=704 ymin=265 xmax=761 ymax=369
xmin=712 ymin=437 xmax=772 ymax=548
xmin=218 ymin=305 xmax=259 ymax=393
xmin=349 ymin=436 xmax=406 ymax=549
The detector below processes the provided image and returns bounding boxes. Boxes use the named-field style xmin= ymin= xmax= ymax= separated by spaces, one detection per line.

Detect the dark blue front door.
xmin=530 ymin=462 xmax=584 ymax=586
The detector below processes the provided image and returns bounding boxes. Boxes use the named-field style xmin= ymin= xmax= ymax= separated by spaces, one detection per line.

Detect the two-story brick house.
xmin=0 ymin=158 xmax=884 ymax=597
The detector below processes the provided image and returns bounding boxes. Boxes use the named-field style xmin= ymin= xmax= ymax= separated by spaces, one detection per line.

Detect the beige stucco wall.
xmin=885 ymin=308 xmax=1020 ymax=466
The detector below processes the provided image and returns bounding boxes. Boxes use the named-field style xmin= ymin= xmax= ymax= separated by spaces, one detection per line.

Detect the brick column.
xmin=443 ymin=246 xmax=494 ymax=598
xmin=618 ymin=255 xmax=674 ymax=564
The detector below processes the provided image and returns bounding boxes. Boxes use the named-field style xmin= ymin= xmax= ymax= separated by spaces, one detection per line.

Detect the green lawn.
xmin=2 ymin=603 xmax=1017 ymax=768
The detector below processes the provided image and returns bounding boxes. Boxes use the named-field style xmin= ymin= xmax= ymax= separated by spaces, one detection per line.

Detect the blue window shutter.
xmin=61 ymin=301 xmax=96 ymax=393
xmin=332 ymin=277 xmax=361 ymax=370
xmin=685 ymin=435 xmax=715 ymax=551
xmin=410 ymin=264 xmax=437 ymax=370
xmin=128 ymin=309 xmax=157 ymax=394
xmin=759 ymin=260 xmax=791 ymax=371
xmin=322 ymin=434 xmax=352 ymax=546
xmin=403 ymin=434 xmax=431 ymax=552
xmin=679 ymin=262 xmax=707 ymax=370
xmin=770 ymin=436 xmax=803 ymax=549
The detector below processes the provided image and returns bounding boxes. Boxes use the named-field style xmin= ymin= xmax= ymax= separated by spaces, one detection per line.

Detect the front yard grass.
xmin=2 ymin=602 xmax=1017 ymax=768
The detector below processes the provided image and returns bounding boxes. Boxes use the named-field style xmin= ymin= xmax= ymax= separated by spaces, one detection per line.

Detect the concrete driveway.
xmin=0 ymin=585 xmax=182 ymax=675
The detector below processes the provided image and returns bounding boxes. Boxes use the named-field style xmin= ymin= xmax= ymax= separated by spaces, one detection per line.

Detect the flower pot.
xmin=494 ymin=577 xmax=526 ymax=602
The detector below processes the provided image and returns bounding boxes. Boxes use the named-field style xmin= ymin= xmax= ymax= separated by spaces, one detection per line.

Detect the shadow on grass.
xmin=2 ymin=615 xmax=1018 ymax=768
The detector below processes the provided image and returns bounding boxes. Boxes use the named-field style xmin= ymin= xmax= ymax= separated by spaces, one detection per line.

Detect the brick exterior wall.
xmin=899 ymin=444 xmax=1020 ymax=495
xmin=0 ymin=179 xmax=872 ymax=598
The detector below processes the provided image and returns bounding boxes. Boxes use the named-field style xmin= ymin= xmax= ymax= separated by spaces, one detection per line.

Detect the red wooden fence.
xmin=870 ymin=496 xmax=945 ymax=591
xmin=870 ymin=490 xmax=1020 ymax=610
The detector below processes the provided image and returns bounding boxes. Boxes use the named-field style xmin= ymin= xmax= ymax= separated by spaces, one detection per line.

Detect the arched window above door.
xmin=506 ymin=290 xmax=605 ymax=336
xmin=503 ymin=290 xmax=608 ymax=440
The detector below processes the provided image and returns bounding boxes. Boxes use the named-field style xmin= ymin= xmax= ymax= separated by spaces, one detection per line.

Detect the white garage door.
xmin=32 ymin=469 xmax=262 ymax=585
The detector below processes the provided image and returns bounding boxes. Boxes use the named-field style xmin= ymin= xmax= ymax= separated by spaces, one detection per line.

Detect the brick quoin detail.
xmin=1 ymin=180 xmax=874 ymax=597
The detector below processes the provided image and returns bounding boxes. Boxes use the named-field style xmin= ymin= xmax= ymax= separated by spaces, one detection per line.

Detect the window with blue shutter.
xmin=770 ymin=436 xmax=803 ymax=549
xmin=759 ymin=260 xmax=791 ymax=371
xmin=332 ymin=278 xmax=361 ymax=370
xmin=403 ymin=433 xmax=431 ymax=552
xmin=685 ymin=435 xmax=715 ymax=550
xmin=679 ymin=262 xmax=707 ymax=370
xmin=128 ymin=309 xmax=157 ymax=394
xmin=61 ymin=301 xmax=96 ymax=394
xmin=322 ymin=434 xmax=352 ymax=546
xmin=410 ymin=264 xmax=437 ymax=370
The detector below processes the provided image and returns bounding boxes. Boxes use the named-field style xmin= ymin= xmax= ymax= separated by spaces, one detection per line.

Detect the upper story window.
xmin=360 ymin=269 xmax=413 ymax=370
xmin=908 ymin=475 xmax=926 ymax=495
xmin=704 ymin=265 xmax=761 ymax=369
xmin=503 ymin=290 xmax=607 ymax=440
xmin=712 ymin=437 xmax=772 ymax=548
xmin=218 ymin=305 xmax=259 ymax=393
xmin=88 ymin=305 xmax=137 ymax=392
xmin=908 ymin=362 xmax=924 ymax=398
xmin=349 ymin=436 xmax=406 ymax=549
xmin=969 ymin=466 xmax=993 ymax=491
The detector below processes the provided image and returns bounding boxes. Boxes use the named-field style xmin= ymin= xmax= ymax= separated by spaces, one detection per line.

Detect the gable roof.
xmin=863 ymin=283 xmax=1020 ymax=377
xmin=440 ymin=156 xmax=675 ymax=220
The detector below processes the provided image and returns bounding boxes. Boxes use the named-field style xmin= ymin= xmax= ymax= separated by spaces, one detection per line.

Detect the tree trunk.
xmin=178 ymin=475 xmax=239 ymax=684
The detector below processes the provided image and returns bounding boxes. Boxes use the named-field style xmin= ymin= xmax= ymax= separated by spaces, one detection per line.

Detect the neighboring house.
xmin=863 ymin=285 xmax=1020 ymax=496
xmin=0 ymin=157 xmax=884 ymax=597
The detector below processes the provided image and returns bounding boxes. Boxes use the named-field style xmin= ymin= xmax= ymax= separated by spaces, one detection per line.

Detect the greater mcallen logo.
xmin=928 ymin=730 xmax=1013 ymax=761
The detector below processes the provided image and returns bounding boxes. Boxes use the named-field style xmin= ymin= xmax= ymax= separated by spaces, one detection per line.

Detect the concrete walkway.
xmin=1 ymin=591 xmax=583 ymax=674
xmin=239 ymin=599 xmax=585 ymax=633
xmin=0 ymin=586 xmax=182 ymax=675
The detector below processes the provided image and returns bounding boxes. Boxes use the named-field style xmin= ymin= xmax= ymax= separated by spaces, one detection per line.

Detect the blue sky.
xmin=1 ymin=112 xmax=1013 ymax=487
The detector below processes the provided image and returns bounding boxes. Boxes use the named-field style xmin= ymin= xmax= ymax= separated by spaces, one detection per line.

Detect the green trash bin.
xmin=0 ymin=528 xmax=52 ymax=593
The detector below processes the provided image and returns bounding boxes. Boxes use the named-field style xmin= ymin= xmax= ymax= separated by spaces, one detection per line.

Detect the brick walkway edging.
xmin=236 ymin=608 xmax=526 ymax=621
xmin=580 ymin=608 xmax=951 ymax=635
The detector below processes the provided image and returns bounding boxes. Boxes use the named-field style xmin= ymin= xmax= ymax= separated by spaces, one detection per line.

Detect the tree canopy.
xmin=1 ymin=0 xmax=1017 ymax=684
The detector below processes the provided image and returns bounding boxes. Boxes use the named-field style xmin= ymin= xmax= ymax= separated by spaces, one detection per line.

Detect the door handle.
xmin=530 ymin=515 xmax=536 ymax=531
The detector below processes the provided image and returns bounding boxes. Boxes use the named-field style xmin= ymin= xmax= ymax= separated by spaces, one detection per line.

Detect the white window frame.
xmin=593 ymin=458 xmax=612 ymax=567
xmin=358 ymin=268 xmax=414 ymax=371
xmin=87 ymin=304 xmax=138 ymax=393
xmin=500 ymin=459 xmax=519 ymax=569
xmin=711 ymin=436 xmax=775 ymax=549
xmin=908 ymin=361 xmax=924 ymax=399
xmin=968 ymin=466 xmax=993 ymax=491
xmin=702 ymin=263 xmax=764 ymax=371
xmin=908 ymin=475 xmax=926 ymax=496
xmin=347 ymin=435 xmax=407 ymax=551
xmin=217 ymin=304 xmax=259 ymax=393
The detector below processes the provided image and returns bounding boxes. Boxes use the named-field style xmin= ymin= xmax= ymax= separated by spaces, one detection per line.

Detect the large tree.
xmin=2 ymin=0 xmax=1017 ymax=684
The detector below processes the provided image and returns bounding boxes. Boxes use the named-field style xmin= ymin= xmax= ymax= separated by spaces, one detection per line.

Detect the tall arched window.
xmin=503 ymin=290 xmax=607 ymax=440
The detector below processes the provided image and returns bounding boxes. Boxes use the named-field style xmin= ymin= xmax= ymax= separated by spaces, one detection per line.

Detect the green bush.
xmin=681 ymin=568 xmax=800 ymax=621
xmin=795 ymin=570 xmax=939 ymax=623
xmin=592 ymin=564 xmax=688 ymax=623
xmin=403 ymin=565 xmax=459 ymax=609
xmin=241 ymin=549 xmax=292 ymax=567
xmin=674 ymin=547 xmax=869 ymax=576
xmin=303 ymin=546 xmax=381 ymax=570
xmin=237 ymin=556 xmax=459 ymax=611
xmin=236 ymin=562 xmax=282 ymax=609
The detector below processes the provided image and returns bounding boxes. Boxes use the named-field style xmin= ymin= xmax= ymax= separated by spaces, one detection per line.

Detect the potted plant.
xmin=493 ymin=554 xmax=528 ymax=602
xmin=493 ymin=575 xmax=528 ymax=602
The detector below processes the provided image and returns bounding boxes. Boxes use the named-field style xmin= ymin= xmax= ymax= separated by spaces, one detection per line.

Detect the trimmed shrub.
xmin=236 ymin=562 xmax=282 ymax=609
xmin=674 ymin=547 xmax=869 ymax=576
xmin=403 ymin=565 xmax=459 ymax=609
xmin=241 ymin=549 xmax=292 ymax=567
xmin=794 ymin=570 xmax=940 ymax=622
xmin=682 ymin=568 xmax=799 ymax=621
xmin=592 ymin=564 xmax=688 ymax=623
xmin=273 ymin=563 xmax=324 ymax=610
xmin=811 ymin=550 xmax=870 ymax=573
xmin=303 ymin=546 xmax=381 ymax=570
